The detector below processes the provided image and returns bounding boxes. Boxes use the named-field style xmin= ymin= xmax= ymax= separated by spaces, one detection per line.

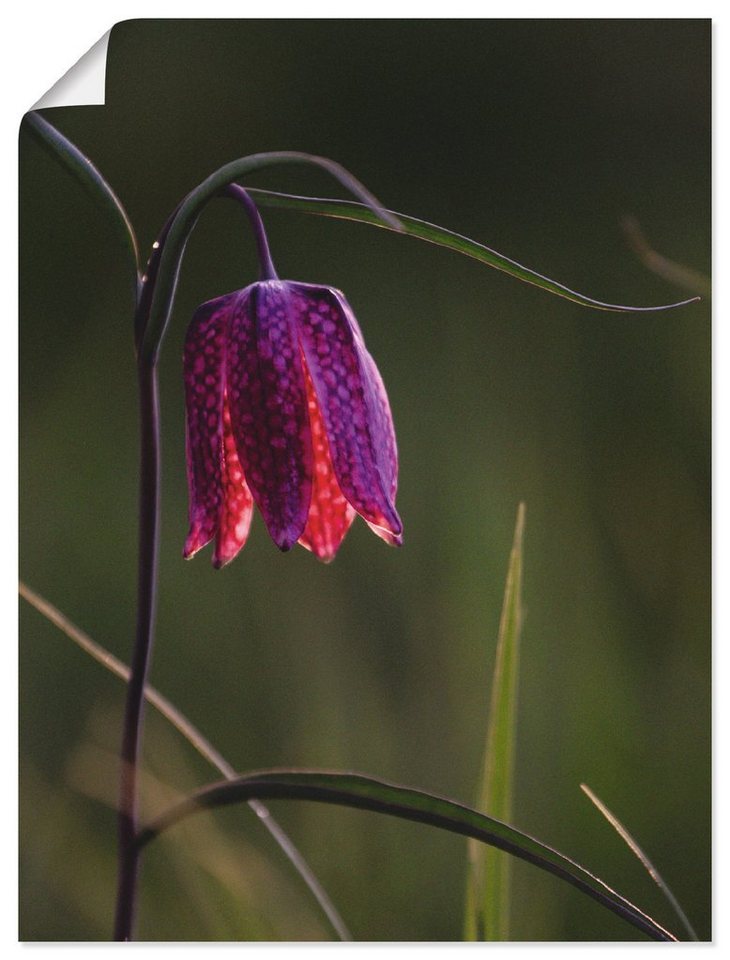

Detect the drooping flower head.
xmin=183 ymin=279 xmax=401 ymax=565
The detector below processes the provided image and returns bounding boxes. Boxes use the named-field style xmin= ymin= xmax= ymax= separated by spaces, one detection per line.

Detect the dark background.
xmin=20 ymin=19 xmax=710 ymax=941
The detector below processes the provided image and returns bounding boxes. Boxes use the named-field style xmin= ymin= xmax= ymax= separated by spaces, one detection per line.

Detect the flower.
xmin=183 ymin=280 xmax=402 ymax=566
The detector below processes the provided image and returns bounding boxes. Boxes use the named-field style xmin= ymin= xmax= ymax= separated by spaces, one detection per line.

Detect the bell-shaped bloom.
xmin=183 ymin=280 xmax=401 ymax=566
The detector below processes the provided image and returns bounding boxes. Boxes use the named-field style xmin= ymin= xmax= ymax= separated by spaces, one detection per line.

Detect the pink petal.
xmin=182 ymin=295 xmax=232 ymax=559
xmin=290 ymin=283 xmax=402 ymax=545
xmin=212 ymin=398 xmax=254 ymax=568
xmin=298 ymin=362 xmax=356 ymax=561
xmin=226 ymin=283 xmax=313 ymax=551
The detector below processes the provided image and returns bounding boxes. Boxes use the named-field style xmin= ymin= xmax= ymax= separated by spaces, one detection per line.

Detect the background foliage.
xmin=19 ymin=19 xmax=710 ymax=941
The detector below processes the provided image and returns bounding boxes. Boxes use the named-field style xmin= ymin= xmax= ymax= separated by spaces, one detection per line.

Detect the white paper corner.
xmin=31 ymin=30 xmax=111 ymax=110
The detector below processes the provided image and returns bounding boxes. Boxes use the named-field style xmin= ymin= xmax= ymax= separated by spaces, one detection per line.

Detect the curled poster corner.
xmin=31 ymin=30 xmax=110 ymax=109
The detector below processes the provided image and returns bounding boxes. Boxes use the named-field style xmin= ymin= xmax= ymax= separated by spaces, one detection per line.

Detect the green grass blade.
xmin=23 ymin=112 xmax=141 ymax=296
xmin=580 ymin=783 xmax=699 ymax=941
xmin=465 ymin=503 xmax=525 ymax=940
xmin=136 ymin=769 xmax=677 ymax=941
xmin=19 ymin=582 xmax=351 ymax=941
xmin=248 ymin=189 xmax=701 ymax=314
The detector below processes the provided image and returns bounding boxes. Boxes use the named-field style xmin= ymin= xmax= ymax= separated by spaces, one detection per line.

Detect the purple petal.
xmin=290 ymin=283 xmax=402 ymax=543
xmin=226 ymin=282 xmax=313 ymax=550
xmin=182 ymin=294 xmax=232 ymax=559
xmin=357 ymin=349 xmax=402 ymax=545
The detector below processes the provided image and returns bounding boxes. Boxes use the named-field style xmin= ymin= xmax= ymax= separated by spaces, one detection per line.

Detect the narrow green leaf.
xmin=465 ymin=503 xmax=525 ymax=940
xmin=136 ymin=768 xmax=677 ymax=941
xmin=248 ymin=188 xmax=702 ymax=314
xmin=23 ymin=112 xmax=141 ymax=297
xmin=580 ymin=783 xmax=699 ymax=941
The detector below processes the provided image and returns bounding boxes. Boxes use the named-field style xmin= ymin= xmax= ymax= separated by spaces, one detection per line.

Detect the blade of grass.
xmin=580 ymin=783 xmax=699 ymax=941
xmin=465 ymin=503 xmax=525 ymax=940
xmin=19 ymin=581 xmax=351 ymax=941
xmin=136 ymin=769 xmax=677 ymax=941
xmin=247 ymin=189 xmax=701 ymax=314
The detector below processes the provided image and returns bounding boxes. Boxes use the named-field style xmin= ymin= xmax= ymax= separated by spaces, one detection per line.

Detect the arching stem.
xmin=114 ymin=187 xmax=277 ymax=940
xmin=224 ymin=184 xmax=279 ymax=281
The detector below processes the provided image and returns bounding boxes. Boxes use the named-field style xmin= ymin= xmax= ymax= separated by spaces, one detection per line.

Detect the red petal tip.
xmin=312 ymin=546 xmax=338 ymax=563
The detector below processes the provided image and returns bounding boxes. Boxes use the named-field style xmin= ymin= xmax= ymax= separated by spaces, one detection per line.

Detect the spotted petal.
xmin=212 ymin=398 xmax=254 ymax=567
xmin=182 ymin=294 xmax=231 ymax=559
xmin=226 ymin=282 xmax=313 ymax=551
xmin=298 ymin=363 xmax=356 ymax=561
xmin=291 ymin=283 xmax=402 ymax=544
xmin=356 ymin=338 xmax=400 ymax=545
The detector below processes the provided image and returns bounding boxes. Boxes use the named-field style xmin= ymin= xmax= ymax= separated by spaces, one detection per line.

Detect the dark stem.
xmin=115 ymin=184 xmax=275 ymax=940
xmin=223 ymin=183 xmax=279 ymax=280
xmin=113 ymin=356 xmax=161 ymax=941
xmin=134 ymin=185 xmax=275 ymax=354
xmin=134 ymin=210 xmax=178 ymax=353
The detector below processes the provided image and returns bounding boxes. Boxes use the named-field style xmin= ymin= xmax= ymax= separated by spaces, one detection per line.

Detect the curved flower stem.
xmin=113 ymin=356 xmax=161 ymax=941
xmin=115 ymin=185 xmax=291 ymax=939
xmin=134 ymin=211 xmax=177 ymax=353
xmin=28 ymin=118 xmax=382 ymax=940
xmin=139 ymin=152 xmax=400 ymax=363
xmin=134 ymin=186 xmax=275 ymax=352
xmin=116 ymin=184 xmax=286 ymax=940
xmin=223 ymin=184 xmax=279 ymax=281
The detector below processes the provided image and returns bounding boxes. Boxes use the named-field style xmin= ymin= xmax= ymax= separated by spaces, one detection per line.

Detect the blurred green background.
xmin=19 ymin=19 xmax=710 ymax=941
